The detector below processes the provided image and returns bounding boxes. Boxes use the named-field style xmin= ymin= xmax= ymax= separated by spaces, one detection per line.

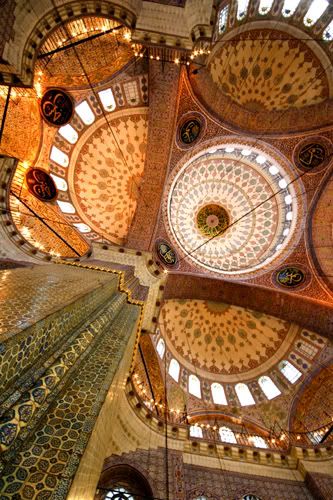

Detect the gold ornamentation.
xmin=196 ymin=204 xmax=230 ymax=238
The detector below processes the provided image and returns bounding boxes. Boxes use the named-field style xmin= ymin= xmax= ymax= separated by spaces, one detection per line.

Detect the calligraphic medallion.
xmin=40 ymin=88 xmax=74 ymax=126
xmin=275 ymin=266 xmax=305 ymax=288
xmin=180 ymin=118 xmax=201 ymax=144
xmin=299 ymin=143 xmax=325 ymax=170
xmin=293 ymin=137 xmax=332 ymax=173
xmin=196 ymin=204 xmax=230 ymax=238
xmin=156 ymin=240 xmax=178 ymax=268
xmin=25 ymin=168 xmax=58 ymax=202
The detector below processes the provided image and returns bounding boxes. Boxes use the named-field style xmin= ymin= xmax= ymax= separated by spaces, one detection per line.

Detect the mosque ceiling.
xmin=0 ymin=88 xmax=41 ymax=163
xmin=160 ymin=299 xmax=297 ymax=380
xmin=68 ymin=109 xmax=148 ymax=244
xmin=208 ymin=29 xmax=331 ymax=112
xmin=290 ymin=364 xmax=333 ymax=433
xmin=36 ymin=18 xmax=134 ymax=89
xmin=0 ymin=1 xmax=333 ymax=434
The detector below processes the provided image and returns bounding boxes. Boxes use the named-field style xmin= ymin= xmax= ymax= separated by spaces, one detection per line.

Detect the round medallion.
xmin=275 ymin=267 xmax=305 ymax=288
xmin=40 ymin=88 xmax=74 ymax=127
xmin=25 ymin=168 xmax=58 ymax=202
xmin=293 ymin=136 xmax=332 ymax=173
xmin=180 ymin=118 xmax=201 ymax=144
xmin=156 ymin=240 xmax=178 ymax=267
xmin=196 ymin=204 xmax=230 ymax=238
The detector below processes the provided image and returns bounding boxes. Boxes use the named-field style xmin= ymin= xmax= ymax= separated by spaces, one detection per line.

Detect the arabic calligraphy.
xmin=156 ymin=240 xmax=178 ymax=267
xmin=25 ymin=168 xmax=58 ymax=202
xmin=40 ymin=89 xmax=74 ymax=126
xmin=180 ymin=118 xmax=201 ymax=144
xmin=276 ymin=267 xmax=305 ymax=288
xmin=298 ymin=143 xmax=325 ymax=170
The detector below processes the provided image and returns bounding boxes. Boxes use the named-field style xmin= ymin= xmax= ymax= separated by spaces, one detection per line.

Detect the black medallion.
xmin=156 ymin=240 xmax=178 ymax=267
xmin=276 ymin=267 xmax=305 ymax=288
xmin=180 ymin=118 xmax=201 ymax=144
xmin=40 ymin=88 xmax=74 ymax=127
xmin=298 ymin=143 xmax=326 ymax=170
xmin=25 ymin=168 xmax=58 ymax=202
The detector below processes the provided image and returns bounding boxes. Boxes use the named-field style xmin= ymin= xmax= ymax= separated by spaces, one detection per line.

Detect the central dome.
xmin=196 ymin=204 xmax=230 ymax=238
xmin=166 ymin=143 xmax=302 ymax=276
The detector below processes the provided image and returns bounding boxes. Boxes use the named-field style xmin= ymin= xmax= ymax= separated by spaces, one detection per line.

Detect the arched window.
xmin=156 ymin=338 xmax=165 ymax=359
xmin=258 ymin=0 xmax=274 ymax=14
xmin=57 ymin=200 xmax=75 ymax=214
xmin=98 ymin=88 xmax=116 ymax=112
xmin=50 ymin=174 xmax=68 ymax=191
xmin=168 ymin=359 xmax=180 ymax=382
xmin=50 ymin=146 xmax=69 ymax=167
xmin=258 ymin=376 xmax=281 ymax=400
xmin=189 ymin=374 xmax=201 ymax=398
xmin=251 ymin=436 xmax=268 ymax=448
xmin=295 ymin=340 xmax=317 ymax=359
xmin=218 ymin=5 xmax=229 ymax=33
xmin=323 ymin=20 xmax=333 ymax=41
xmin=190 ymin=425 xmax=203 ymax=438
xmin=235 ymin=383 xmax=255 ymax=406
xmin=282 ymin=0 xmax=301 ymax=17
xmin=75 ymin=100 xmax=95 ymax=125
xmin=237 ymin=0 xmax=250 ymax=20
xmin=279 ymin=360 xmax=302 ymax=383
xmin=307 ymin=430 xmax=324 ymax=445
xmin=58 ymin=124 xmax=78 ymax=144
xmin=105 ymin=487 xmax=134 ymax=499
xmin=211 ymin=383 xmax=227 ymax=405
xmin=304 ymin=0 xmax=328 ymax=27
xmin=219 ymin=426 xmax=237 ymax=444
xmin=73 ymin=223 xmax=91 ymax=233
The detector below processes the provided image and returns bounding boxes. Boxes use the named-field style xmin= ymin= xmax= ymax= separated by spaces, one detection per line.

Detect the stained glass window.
xmin=258 ymin=376 xmax=281 ymax=400
xmin=282 ymin=0 xmax=301 ymax=17
xmin=307 ymin=430 xmax=324 ymax=445
xmin=98 ymin=88 xmax=116 ymax=111
xmin=50 ymin=146 xmax=69 ymax=167
xmin=303 ymin=0 xmax=328 ymax=27
xmin=190 ymin=425 xmax=203 ymax=438
xmin=169 ymin=359 xmax=180 ymax=381
xmin=235 ymin=383 xmax=255 ymax=406
xmin=237 ymin=0 xmax=250 ymax=20
xmin=73 ymin=223 xmax=91 ymax=233
xmin=323 ymin=20 xmax=333 ymax=41
xmin=258 ymin=0 xmax=274 ymax=15
xmin=251 ymin=436 xmax=268 ymax=448
xmin=219 ymin=6 xmax=229 ymax=33
xmin=75 ymin=100 xmax=95 ymax=125
xmin=57 ymin=200 xmax=76 ymax=214
xmin=105 ymin=487 xmax=134 ymax=499
xmin=295 ymin=341 xmax=317 ymax=359
xmin=211 ymin=383 xmax=227 ymax=405
xmin=189 ymin=374 xmax=201 ymax=398
xmin=50 ymin=174 xmax=68 ymax=191
xmin=279 ymin=360 xmax=302 ymax=383
xmin=219 ymin=426 xmax=237 ymax=443
xmin=157 ymin=338 xmax=165 ymax=358
xmin=58 ymin=124 xmax=78 ymax=144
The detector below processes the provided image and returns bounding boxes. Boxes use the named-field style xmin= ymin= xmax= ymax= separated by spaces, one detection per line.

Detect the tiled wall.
xmin=100 ymin=448 xmax=314 ymax=500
